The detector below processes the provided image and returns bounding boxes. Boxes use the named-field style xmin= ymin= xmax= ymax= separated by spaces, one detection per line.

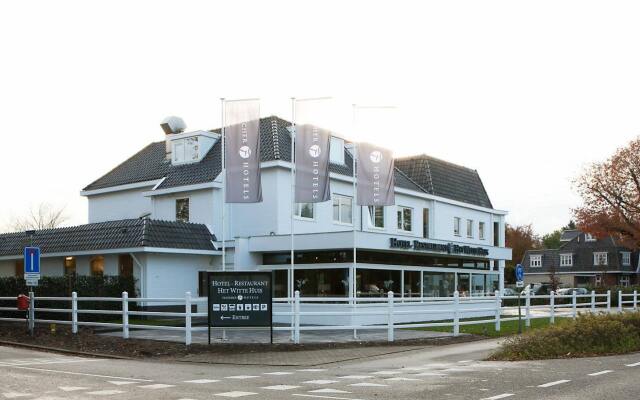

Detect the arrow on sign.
xmin=221 ymin=316 xmax=232 ymax=320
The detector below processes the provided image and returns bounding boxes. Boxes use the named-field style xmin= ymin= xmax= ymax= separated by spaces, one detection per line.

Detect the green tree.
xmin=542 ymin=230 xmax=562 ymax=249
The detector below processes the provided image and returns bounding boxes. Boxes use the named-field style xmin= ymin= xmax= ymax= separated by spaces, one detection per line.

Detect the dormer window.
xmin=330 ymin=136 xmax=345 ymax=164
xmin=560 ymin=253 xmax=573 ymax=267
xmin=585 ymin=233 xmax=597 ymax=242
xmin=593 ymin=252 xmax=608 ymax=266
xmin=169 ymin=131 xmax=218 ymax=166
xmin=622 ymin=252 xmax=631 ymax=266
xmin=530 ymin=255 xmax=542 ymax=268
xmin=173 ymin=137 xmax=199 ymax=164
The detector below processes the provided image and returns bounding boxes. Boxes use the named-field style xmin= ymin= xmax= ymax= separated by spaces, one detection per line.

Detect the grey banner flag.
xmin=224 ymin=99 xmax=262 ymax=203
xmin=356 ymin=142 xmax=395 ymax=206
xmin=295 ymin=123 xmax=331 ymax=203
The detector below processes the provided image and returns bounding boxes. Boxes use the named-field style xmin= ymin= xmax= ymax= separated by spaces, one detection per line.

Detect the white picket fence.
xmin=0 ymin=289 xmax=637 ymax=345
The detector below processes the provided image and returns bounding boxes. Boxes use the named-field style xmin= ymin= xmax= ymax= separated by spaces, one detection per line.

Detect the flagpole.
xmin=220 ymin=98 xmax=227 ymax=341
xmin=290 ymin=97 xmax=296 ymax=341
xmin=351 ymin=105 xmax=357 ymax=308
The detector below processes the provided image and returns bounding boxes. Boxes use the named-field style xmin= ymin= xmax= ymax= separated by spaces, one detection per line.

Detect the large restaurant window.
xmin=90 ymin=256 xmax=105 ymax=276
xmin=333 ymin=195 xmax=353 ymax=225
xmin=423 ymin=272 xmax=455 ymax=297
xmin=273 ymin=270 xmax=288 ymax=297
xmin=397 ymin=206 xmax=412 ymax=232
xmin=294 ymin=268 xmax=348 ymax=297
xmin=357 ymin=269 xmax=401 ymax=297
xmin=368 ymin=206 xmax=385 ymax=228
xmin=64 ymin=257 xmax=76 ymax=275
xmin=295 ymin=203 xmax=314 ymax=220
xmin=487 ymin=274 xmax=500 ymax=293
xmin=471 ymin=274 xmax=485 ymax=296
xmin=457 ymin=273 xmax=470 ymax=296
xmin=176 ymin=198 xmax=190 ymax=222
xmin=403 ymin=271 xmax=420 ymax=297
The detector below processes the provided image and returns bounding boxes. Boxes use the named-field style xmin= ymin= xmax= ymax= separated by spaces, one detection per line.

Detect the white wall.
xmin=143 ymin=253 xmax=215 ymax=299
xmin=88 ymin=187 xmax=153 ymax=223
xmin=151 ymin=189 xmax=215 ymax=228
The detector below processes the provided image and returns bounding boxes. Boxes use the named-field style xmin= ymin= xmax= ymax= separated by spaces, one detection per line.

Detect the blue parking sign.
xmin=515 ymin=263 xmax=524 ymax=282
xmin=24 ymin=247 xmax=41 ymax=275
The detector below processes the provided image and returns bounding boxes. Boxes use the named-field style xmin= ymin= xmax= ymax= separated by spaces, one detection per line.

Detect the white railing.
xmin=0 ymin=289 xmax=637 ymax=345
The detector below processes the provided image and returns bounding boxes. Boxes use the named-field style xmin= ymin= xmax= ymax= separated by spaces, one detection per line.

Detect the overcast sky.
xmin=1 ymin=1 xmax=639 ymax=235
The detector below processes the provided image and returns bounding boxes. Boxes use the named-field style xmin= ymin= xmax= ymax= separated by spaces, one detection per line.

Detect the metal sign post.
xmin=515 ymin=264 xmax=524 ymax=334
xmin=207 ymin=271 xmax=273 ymax=344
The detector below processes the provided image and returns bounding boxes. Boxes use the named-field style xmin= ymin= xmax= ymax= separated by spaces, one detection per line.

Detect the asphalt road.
xmin=0 ymin=340 xmax=639 ymax=400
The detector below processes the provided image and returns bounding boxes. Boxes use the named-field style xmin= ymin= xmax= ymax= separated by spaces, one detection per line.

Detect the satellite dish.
xmin=160 ymin=116 xmax=186 ymax=135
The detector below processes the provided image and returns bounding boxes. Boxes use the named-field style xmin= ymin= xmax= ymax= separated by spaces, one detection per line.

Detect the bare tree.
xmin=10 ymin=203 xmax=68 ymax=232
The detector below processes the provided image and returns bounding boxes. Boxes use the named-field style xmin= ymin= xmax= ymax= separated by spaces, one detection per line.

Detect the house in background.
xmin=523 ymin=230 xmax=639 ymax=288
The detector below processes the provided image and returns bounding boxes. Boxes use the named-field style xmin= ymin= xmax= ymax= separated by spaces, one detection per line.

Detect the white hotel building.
xmin=0 ymin=116 xmax=512 ymax=306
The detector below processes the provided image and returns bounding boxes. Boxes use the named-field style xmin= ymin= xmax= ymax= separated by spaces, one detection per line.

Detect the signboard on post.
xmin=515 ymin=263 xmax=524 ymax=288
xmin=23 ymin=247 xmax=41 ymax=283
xmin=207 ymin=271 xmax=273 ymax=343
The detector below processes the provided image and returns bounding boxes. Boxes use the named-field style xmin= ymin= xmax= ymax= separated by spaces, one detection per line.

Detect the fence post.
xmin=525 ymin=290 xmax=531 ymax=328
xmin=387 ymin=291 xmax=394 ymax=342
xmin=28 ymin=291 xmax=35 ymax=335
xmin=453 ymin=291 xmax=460 ymax=336
xmin=591 ymin=290 xmax=596 ymax=313
xmin=607 ymin=290 xmax=611 ymax=313
xmin=122 ymin=292 xmax=129 ymax=339
xmin=549 ymin=291 xmax=555 ymax=324
xmin=294 ymin=291 xmax=300 ymax=344
xmin=494 ymin=290 xmax=501 ymax=332
xmin=71 ymin=291 xmax=78 ymax=334
xmin=634 ymin=290 xmax=638 ymax=311
xmin=618 ymin=291 xmax=623 ymax=312
xmin=185 ymin=291 xmax=192 ymax=346
xmin=572 ymin=290 xmax=577 ymax=319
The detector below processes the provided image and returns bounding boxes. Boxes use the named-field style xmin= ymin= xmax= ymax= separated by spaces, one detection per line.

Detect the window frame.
xmin=175 ymin=197 xmax=190 ymax=223
xmin=559 ymin=253 xmax=573 ymax=267
xmin=332 ymin=194 xmax=353 ymax=225
xmin=396 ymin=206 xmax=413 ymax=233
xmin=479 ymin=221 xmax=485 ymax=240
xmin=367 ymin=205 xmax=385 ymax=229
xmin=620 ymin=275 xmax=630 ymax=287
xmin=454 ymin=217 xmax=461 ymax=237
xmin=294 ymin=202 xmax=315 ymax=221
xmin=423 ymin=208 xmax=430 ymax=239
xmin=621 ymin=251 xmax=631 ymax=266
xmin=530 ymin=255 xmax=542 ymax=268
xmin=593 ymin=252 xmax=608 ymax=266
xmin=466 ymin=219 xmax=474 ymax=238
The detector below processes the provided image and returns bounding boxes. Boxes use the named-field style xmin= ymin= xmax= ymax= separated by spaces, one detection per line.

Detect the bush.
xmin=0 ymin=276 xmax=137 ymax=322
xmin=490 ymin=312 xmax=640 ymax=360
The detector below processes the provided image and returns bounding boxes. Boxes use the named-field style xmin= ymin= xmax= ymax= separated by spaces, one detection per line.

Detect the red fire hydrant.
xmin=17 ymin=294 xmax=30 ymax=311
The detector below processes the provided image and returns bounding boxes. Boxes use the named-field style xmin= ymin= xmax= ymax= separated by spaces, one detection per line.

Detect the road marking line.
xmin=303 ymin=380 xmax=339 ymax=385
xmin=139 ymin=384 xmax=175 ymax=389
xmin=59 ymin=386 xmax=88 ymax=391
xmin=309 ymin=389 xmax=350 ymax=394
xmin=538 ymin=380 xmax=571 ymax=388
xmin=225 ymin=375 xmax=259 ymax=380
xmin=108 ymin=381 xmax=137 ymax=385
xmin=626 ymin=362 xmax=640 ymax=367
xmin=2 ymin=394 xmax=30 ymax=399
xmin=184 ymin=379 xmax=220 ymax=384
xmin=338 ymin=375 xmax=373 ymax=380
xmin=588 ymin=370 xmax=613 ymax=376
xmin=293 ymin=395 xmax=365 ymax=400
xmin=264 ymin=372 xmax=294 ymax=375
xmin=457 ymin=360 xmax=474 ymax=363
xmin=481 ymin=394 xmax=514 ymax=400
xmin=261 ymin=385 xmax=301 ymax=390
xmin=385 ymin=377 xmax=421 ymax=381
xmin=349 ymin=383 xmax=388 ymax=387
xmin=214 ymin=391 xmax=257 ymax=397
xmin=0 ymin=365 xmax=152 ymax=382
xmin=298 ymin=369 xmax=328 ymax=372
xmin=372 ymin=370 xmax=402 ymax=375
xmin=85 ymin=390 xmax=126 ymax=395
xmin=414 ymin=372 xmax=447 ymax=377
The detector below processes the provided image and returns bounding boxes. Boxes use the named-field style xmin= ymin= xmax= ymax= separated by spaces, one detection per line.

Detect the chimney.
xmin=160 ymin=116 xmax=186 ymax=160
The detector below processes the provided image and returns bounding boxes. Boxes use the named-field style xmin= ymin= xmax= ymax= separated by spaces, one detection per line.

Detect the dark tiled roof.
xmin=0 ymin=219 xmax=217 ymax=257
xmin=523 ymin=232 xmax=637 ymax=273
xmin=394 ymin=155 xmax=493 ymax=208
xmin=560 ymin=230 xmax=580 ymax=242
xmin=83 ymin=116 xmax=479 ymax=202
